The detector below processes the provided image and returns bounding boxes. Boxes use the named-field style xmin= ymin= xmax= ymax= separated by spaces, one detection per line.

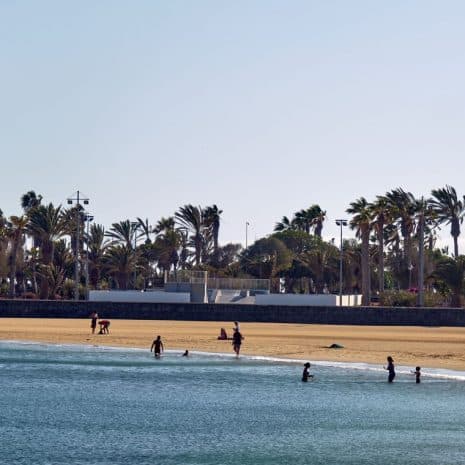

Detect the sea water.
xmin=1 ymin=342 xmax=465 ymax=465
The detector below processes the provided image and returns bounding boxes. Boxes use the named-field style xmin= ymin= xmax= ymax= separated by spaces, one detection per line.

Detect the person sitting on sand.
xmin=150 ymin=335 xmax=164 ymax=358
xmin=412 ymin=366 xmax=421 ymax=384
xmin=302 ymin=362 xmax=313 ymax=382
xmin=217 ymin=328 xmax=228 ymax=340
xmin=384 ymin=356 xmax=395 ymax=383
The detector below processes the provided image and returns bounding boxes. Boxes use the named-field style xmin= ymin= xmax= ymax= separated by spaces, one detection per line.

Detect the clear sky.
xmin=2 ymin=1 xmax=465 ymax=251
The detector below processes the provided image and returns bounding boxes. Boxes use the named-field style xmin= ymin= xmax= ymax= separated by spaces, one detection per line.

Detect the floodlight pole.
xmin=85 ymin=213 xmax=94 ymax=299
xmin=67 ymin=191 xmax=89 ymax=301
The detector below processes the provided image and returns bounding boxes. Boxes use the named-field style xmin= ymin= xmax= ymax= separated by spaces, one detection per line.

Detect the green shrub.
xmin=380 ymin=290 xmax=417 ymax=307
xmin=380 ymin=290 xmax=448 ymax=307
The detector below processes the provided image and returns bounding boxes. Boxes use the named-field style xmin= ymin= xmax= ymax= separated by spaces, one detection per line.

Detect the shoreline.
xmin=1 ymin=318 xmax=465 ymax=371
xmin=3 ymin=338 xmax=465 ymax=380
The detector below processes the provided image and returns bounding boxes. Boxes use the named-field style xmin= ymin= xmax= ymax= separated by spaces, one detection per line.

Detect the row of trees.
xmin=1 ymin=186 xmax=465 ymax=306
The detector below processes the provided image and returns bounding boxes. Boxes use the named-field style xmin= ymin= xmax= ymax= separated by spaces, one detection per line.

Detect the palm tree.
xmin=21 ymin=190 xmax=42 ymax=212
xmin=86 ymin=224 xmax=109 ymax=289
xmin=27 ymin=203 xmax=65 ymax=299
xmin=136 ymin=217 xmax=153 ymax=244
xmin=429 ymin=185 xmax=464 ymax=257
xmin=203 ymin=205 xmax=223 ymax=266
xmin=6 ymin=215 xmax=28 ymax=298
xmin=369 ymin=196 xmax=390 ymax=294
xmin=274 ymin=216 xmax=295 ymax=232
xmin=310 ymin=205 xmax=326 ymax=238
xmin=153 ymin=217 xmax=175 ymax=235
xmin=347 ymin=197 xmax=371 ymax=306
xmin=432 ymin=256 xmax=465 ymax=307
xmin=175 ymin=205 xmax=204 ymax=266
xmin=105 ymin=220 xmax=142 ymax=249
xmin=385 ymin=188 xmax=417 ymax=270
xmin=103 ymin=245 xmax=136 ymax=289
xmin=154 ymin=229 xmax=181 ymax=272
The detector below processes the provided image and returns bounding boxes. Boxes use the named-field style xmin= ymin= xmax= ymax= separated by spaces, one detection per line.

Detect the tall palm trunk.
xmin=8 ymin=241 xmax=20 ymax=298
xmin=376 ymin=221 xmax=384 ymax=294
xmin=39 ymin=240 xmax=53 ymax=299
xmin=361 ymin=226 xmax=370 ymax=306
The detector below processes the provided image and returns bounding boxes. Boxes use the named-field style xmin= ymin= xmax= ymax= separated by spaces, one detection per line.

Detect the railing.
xmin=164 ymin=271 xmax=269 ymax=291
xmin=207 ymin=277 xmax=269 ymax=291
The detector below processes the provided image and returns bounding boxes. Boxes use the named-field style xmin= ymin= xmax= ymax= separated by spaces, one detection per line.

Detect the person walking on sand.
xmin=232 ymin=329 xmax=243 ymax=358
xmin=90 ymin=312 xmax=98 ymax=334
xmin=151 ymin=335 xmax=164 ymax=358
xmin=384 ymin=356 xmax=396 ymax=383
xmin=302 ymin=362 xmax=313 ymax=382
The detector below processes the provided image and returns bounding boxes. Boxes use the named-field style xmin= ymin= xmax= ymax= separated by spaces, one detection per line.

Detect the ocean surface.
xmin=1 ymin=342 xmax=465 ymax=465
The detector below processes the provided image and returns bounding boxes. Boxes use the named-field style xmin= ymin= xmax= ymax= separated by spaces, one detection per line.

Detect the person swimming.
xmin=302 ymin=362 xmax=313 ymax=382
xmin=182 ymin=350 xmax=189 ymax=357
xmin=384 ymin=356 xmax=396 ymax=383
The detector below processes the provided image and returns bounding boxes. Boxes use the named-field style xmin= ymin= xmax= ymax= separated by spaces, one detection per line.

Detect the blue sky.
xmin=2 ymin=1 xmax=465 ymax=250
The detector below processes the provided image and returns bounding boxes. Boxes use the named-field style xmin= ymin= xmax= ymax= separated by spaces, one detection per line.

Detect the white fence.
xmin=255 ymin=294 xmax=362 ymax=307
xmin=89 ymin=290 xmax=190 ymax=303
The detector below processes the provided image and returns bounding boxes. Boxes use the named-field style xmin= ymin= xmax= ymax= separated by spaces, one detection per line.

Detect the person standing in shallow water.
xmin=384 ymin=356 xmax=396 ymax=382
xmin=412 ymin=366 xmax=421 ymax=384
xmin=232 ymin=329 xmax=243 ymax=358
xmin=302 ymin=362 xmax=313 ymax=382
xmin=150 ymin=335 xmax=164 ymax=358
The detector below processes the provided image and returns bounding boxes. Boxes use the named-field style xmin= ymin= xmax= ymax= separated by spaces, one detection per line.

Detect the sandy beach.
xmin=1 ymin=318 xmax=465 ymax=370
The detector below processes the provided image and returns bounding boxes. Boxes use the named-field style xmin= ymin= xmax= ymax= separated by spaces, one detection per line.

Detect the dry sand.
xmin=1 ymin=318 xmax=465 ymax=370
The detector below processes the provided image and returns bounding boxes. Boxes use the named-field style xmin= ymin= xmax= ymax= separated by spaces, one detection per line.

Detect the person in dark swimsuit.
xmin=232 ymin=329 xmax=243 ymax=358
xmin=150 ymin=335 xmax=164 ymax=358
xmin=384 ymin=356 xmax=395 ymax=382
xmin=412 ymin=366 xmax=421 ymax=383
xmin=302 ymin=362 xmax=313 ymax=382
xmin=182 ymin=350 xmax=189 ymax=357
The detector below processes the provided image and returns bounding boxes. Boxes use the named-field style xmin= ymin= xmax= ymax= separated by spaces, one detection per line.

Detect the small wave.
xmin=2 ymin=340 xmax=465 ymax=381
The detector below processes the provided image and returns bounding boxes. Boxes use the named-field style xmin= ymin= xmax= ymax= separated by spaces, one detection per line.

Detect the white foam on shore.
xmin=1 ymin=339 xmax=465 ymax=381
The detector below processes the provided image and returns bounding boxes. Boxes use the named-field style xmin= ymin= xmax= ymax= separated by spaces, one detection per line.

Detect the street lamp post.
xmin=245 ymin=222 xmax=250 ymax=275
xmin=67 ymin=191 xmax=89 ymax=301
xmin=131 ymin=221 xmax=139 ymax=290
xmin=335 ymin=219 xmax=348 ymax=306
xmin=84 ymin=213 xmax=94 ymax=299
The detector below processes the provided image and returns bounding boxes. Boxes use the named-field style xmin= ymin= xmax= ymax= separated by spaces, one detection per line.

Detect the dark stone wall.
xmin=0 ymin=299 xmax=464 ymax=326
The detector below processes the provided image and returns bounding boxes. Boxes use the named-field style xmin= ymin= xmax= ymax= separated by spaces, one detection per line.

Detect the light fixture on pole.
xmin=335 ymin=219 xmax=348 ymax=306
xmin=67 ymin=191 xmax=89 ymax=301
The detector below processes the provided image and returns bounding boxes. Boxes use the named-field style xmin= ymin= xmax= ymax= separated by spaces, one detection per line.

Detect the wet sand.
xmin=1 ymin=318 xmax=465 ymax=370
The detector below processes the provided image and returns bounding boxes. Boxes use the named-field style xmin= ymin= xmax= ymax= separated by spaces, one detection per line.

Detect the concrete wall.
xmin=1 ymin=299 xmax=465 ymax=326
xmin=89 ymin=290 xmax=190 ymax=303
xmin=255 ymin=294 xmax=362 ymax=306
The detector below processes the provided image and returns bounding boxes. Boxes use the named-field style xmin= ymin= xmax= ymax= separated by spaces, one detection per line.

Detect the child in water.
xmin=384 ymin=356 xmax=396 ymax=383
xmin=412 ymin=366 xmax=421 ymax=383
xmin=302 ymin=362 xmax=314 ymax=382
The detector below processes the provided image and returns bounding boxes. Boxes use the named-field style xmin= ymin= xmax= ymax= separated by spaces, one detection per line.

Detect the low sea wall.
xmin=0 ymin=299 xmax=464 ymax=326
